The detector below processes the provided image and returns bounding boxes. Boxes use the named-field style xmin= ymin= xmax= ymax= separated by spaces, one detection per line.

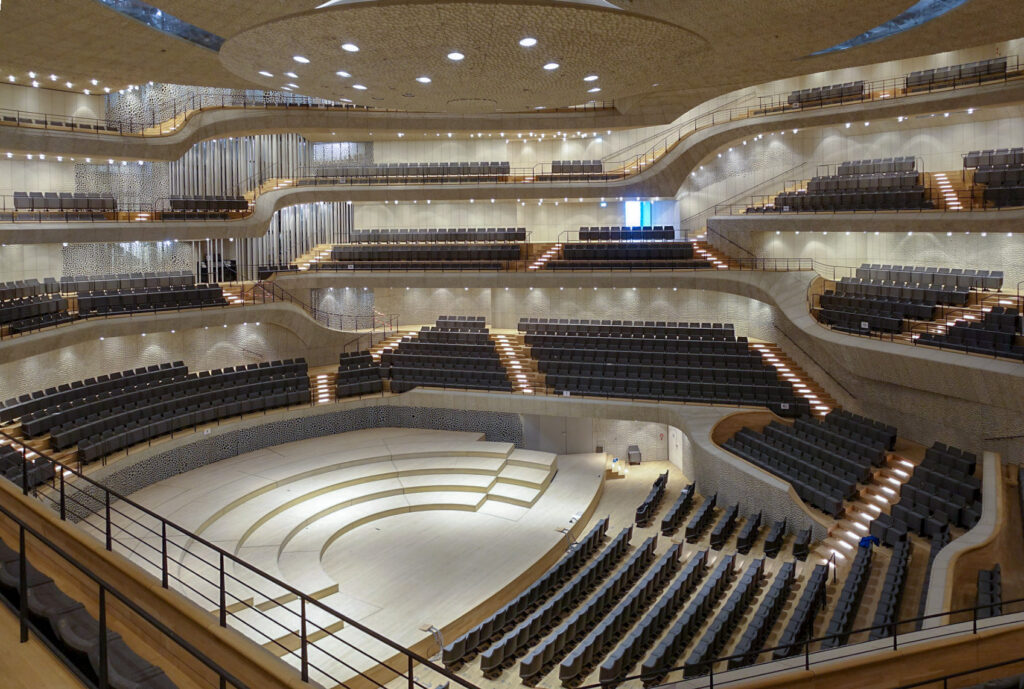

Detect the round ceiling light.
xmin=519 ymin=37 xmax=537 ymax=47
xmin=341 ymin=43 xmax=359 ymax=52
xmin=352 ymin=84 xmax=367 ymax=90
xmin=587 ymin=87 xmax=601 ymax=93
xmin=293 ymin=55 xmax=310 ymax=64
xmin=285 ymin=71 xmax=299 ymax=78
xmin=416 ymin=76 xmax=432 ymax=83
xmin=583 ymin=75 xmax=599 ymax=81
xmin=447 ymin=51 xmax=465 ymax=61
xmin=336 ymin=70 xmax=351 ymax=77
xmin=543 ymin=62 xmax=560 ymax=70
xmin=258 ymin=70 xmax=273 ymax=77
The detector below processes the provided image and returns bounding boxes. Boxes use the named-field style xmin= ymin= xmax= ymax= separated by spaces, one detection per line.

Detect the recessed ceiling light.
xmin=336 ymin=70 xmax=351 ymax=78
xmin=543 ymin=62 xmax=560 ymax=70
xmin=587 ymin=87 xmax=601 ymax=93
xmin=90 ymin=79 xmax=98 ymax=85
xmin=416 ymin=76 xmax=432 ymax=84
xmin=285 ymin=71 xmax=298 ymax=78
xmin=519 ymin=37 xmax=537 ymax=47
xmin=342 ymin=43 xmax=359 ymax=52
xmin=287 ymin=83 xmax=299 ymax=88
xmin=258 ymin=71 xmax=273 ymax=77
xmin=293 ymin=55 xmax=310 ymax=64
xmin=352 ymin=84 xmax=367 ymax=90
xmin=583 ymin=75 xmax=599 ymax=82
xmin=447 ymin=51 xmax=465 ymax=61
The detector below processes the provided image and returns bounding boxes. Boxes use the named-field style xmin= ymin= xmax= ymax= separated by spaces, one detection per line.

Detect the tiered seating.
xmin=163 ymin=195 xmax=247 ymax=220
xmin=0 ymin=278 xmax=59 ymax=300
xmin=0 ymin=293 xmax=68 ymax=325
xmin=977 ymin=565 xmax=1003 ymax=619
xmin=256 ymin=264 xmax=299 ymax=279
xmin=819 ymin=290 xmax=936 ymax=335
xmin=634 ymin=471 xmax=668 ymax=527
xmin=311 ymin=161 xmax=510 ymax=182
xmin=964 ymin=147 xmax=1024 ymax=169
xmin=521 ymin=319 xmax=809 ymax=417
xmin=545 ymin=160 xmax=606 ymax=180
xmin=728 ymin=561 xmax=796 ymax=668
xmin=871 ymin=442 xmax=981 ymax=546
xmin=821 ymin=544 xmax=874 ymax=649
xmin=518 ymin=535 xmax=659 ymax=683
xmin=599 ymin=550 xmax=709 ymax=684
xmin=868 ymin=538 xmax=911 ymax=640
xmin=442 ymin=519 xmax=609 ymax=668
xmin=775 ymin=157 xmax=928 ymax=211
xmin=735 ymin=511 xmax=762 ymax=554
xmin=855 ymin=264 xmax=1003 ymax=291
xmin=660 ymin=484 xmax=695 ymax=535
xmin=683 ymin=558 xmax=765 ymax=677
xmin=792 ymin=528 xmax=811 ymax=560
xmin=788 ymin=81 xmax=865 ymax=106
xmin=385 ymin=319 xmax=512 ymax=393
xmin=556 ymin=543 xmax=684 ymax=686
xmin=351 ymin=228 xmax=526 ymax=243
xmin=918 ymin=307 xmax=1024 ymax=361
xmin=907 ymin=57 xmax=1008 ymax=91
xmin=578 ymin=226 xmax=675 ymax=241
xmin=836 ymin=276 xmax=968 ymax=307
xmin=0 ymin=537 xmax=177 ymax=689
xmin=965 ymin=147 xmax=1024 ymax=207
xmin=685 ymin=494 xmax=717 ymax=543
xmin=47 ymin=360 xmax=309 ymax=463
xmin=77 ymin=284 xmax=226 ymax=315
xmin=7 ymin=311 xmax=77 ymax=334
xmin=639 ymin=554 xmax=736 ymax=686
xmin=335 ymin=351 xmax=383 ymax=397
xmin=0 ymin=443 xmax=54 ymax=489
xmin=477 ymin=527 xmax=633 ymax=676
xmin=323 ymin=243 xmax=521 ymax=271
xmin=723 ymin=409 xmax=893 ymax=517
xmin=12 ymin=191 xmax=117 ymax=212
xmin=59 ymin=271 xmax=195 ymax=293
xmin=763 ymin=518 xmax=786 ymax=558
xmin=1 ymin=364 xmax=182 ymax=424
xmin=773 ymin=563 xmax=828 ymax=659
xmin=709 ymin=503 xmax=739 ymax=549
xmin=547 ymin=242 xmax=710 ymax=270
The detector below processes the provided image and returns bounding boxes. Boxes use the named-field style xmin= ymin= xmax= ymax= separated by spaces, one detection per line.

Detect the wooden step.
xmin=750 ymin=342 xmax=836 ymax=417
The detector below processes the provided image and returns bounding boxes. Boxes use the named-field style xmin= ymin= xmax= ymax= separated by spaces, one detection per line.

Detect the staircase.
xmin=294 ymin=244 xmax=334 ymax=270
xmin=491 ymin=333 xmax=544 ymax=394
xmin=691 ymin=240 xmax=732 ymax=269
xmin=749 ymin=342 xmax=837 ymax=416
xmin=220 ymin=284 xmax=247 ymax=306
xmin=527 ymin=243 xmax=561 ymax=270
xmin=309 ymin=367 xmax=338 ymax=405
xmin=368 ymin=329 xmax=417 ymax=361
xmin=929 ymin=171 xmax=971 ymax=211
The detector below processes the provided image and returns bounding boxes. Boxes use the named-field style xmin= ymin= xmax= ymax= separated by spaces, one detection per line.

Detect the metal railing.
xmin=0 ymin=429 xmax=480 ymax=689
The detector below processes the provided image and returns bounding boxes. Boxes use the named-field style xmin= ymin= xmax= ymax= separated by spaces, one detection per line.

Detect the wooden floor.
xmin=0 ymin=603 xmax=86 ymax=689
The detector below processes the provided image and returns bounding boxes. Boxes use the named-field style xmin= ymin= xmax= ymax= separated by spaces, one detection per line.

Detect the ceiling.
xmin=1 ymin=0 xmax=1022 ymax=120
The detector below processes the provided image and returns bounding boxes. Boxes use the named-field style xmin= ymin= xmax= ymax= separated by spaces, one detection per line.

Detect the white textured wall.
xmin=0 ymin=244 xmax=64 ymax=283
xmin=0 ymin=158 xmax=77 ymax=203
xmin=0 ymin=83 xmax=105 ymax=119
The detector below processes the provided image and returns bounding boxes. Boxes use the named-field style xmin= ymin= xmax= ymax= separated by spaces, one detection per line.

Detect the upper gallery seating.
xmin=917 ymin=307 xmax=1023 ymax=361
xmin=977 ymin=565 xmax=1003 ymax=619
xmin=0 ymin=278 xmax=60 ymax=300
xmin=322 ymin=243 xmax=522 ymax=271
xmin=787 ymin=81 xmax=865 ymax=107
xmin=162 ymin=195 xmax=248 ymax=220
xmin=870 ymin=442 xmax=982 ymax=546
xmin=309 ymin=161 xmax=511 ymax=182
xmin=537 ymin=160 xmax=610 ymax=181
xmin=722 ymin=409 xmax=893 ymax=517
xmin=773 ymin=157 xmax=929 ymax=212
xmin=818 ymin=290 xmax=936 ymax=335
xmin=335 ymin=351 xmax=383 ymax=398
xmin=854 ymin=264 xmax=1003 ymax=291
xmin=351 ymin=227 xmax=526 ymax=243
xmin=0 ymin=537 xmax=178 ymax=689
xmin=835 ymin=275 xmax=970 ymax=306
xmin=384 ymin=318 xmax=512 ymax=393
xmin=42 ymin=360 xmax=309 ymax=463
xmin=0 ymin=111 xmax=121 ymax=132
xmin=11 ymin=191 xmax=117 ymax=212
xmin=821 ymin=544 xmax=874 ymax=649
xmin=546 ymin=242 xmax=711 ymax=270
xmin=868 ymin=537 xmax=911 ymax=640
xmin=520 ymin=318 xmax=809 ymax=417
xmin=0 ymin=293 xmax=68 ymax=326
xmin=76 ymin=284 xmax=227 ymax=315
xmin=906 ymin=57 xmax=1008 ymax=91
xmin=578 ymin=225 xmax=676 ymax=241
xmin=964 ymin=147 xmax=1024 ymax=208
xmin=256 ymin=264 xmax=299 ymax=279
xmin=0 ymin=443 xmax=54 ymax=489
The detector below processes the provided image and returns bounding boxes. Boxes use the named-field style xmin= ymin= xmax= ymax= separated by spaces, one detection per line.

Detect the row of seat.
xmin=518 ymin=318 xmax=734 ymax=339
xmin=0 ymin=444 xmax=54 ymax=490
xmin=76 ymin=285 xmax=225 ymax=315
xmin=443 ymin=519 xmax=608 ymax=668
xmin=868 ymin=538 xmax=911 ymax=640
xmin=821 ymin=545 xmax=874 ymax=649
xmin=336 ymin=351 xmax=383 ymax=398
xmin=524 ymin=333 xmax=750 ymax=352
xmin=13 ymin=191 xmax=117 ymax=211
xmin=683 ymin=558 xmax=765 ymax=677
xmin=735 ymin=511 xmax=763 ymax=555
xmin=315 ymin=161 xmax=511 ymax=180
xmin=0 ymin=363 xmax=182 ymax=423
xmin=710 ymin=503 xmax=740 ymax=549
xmin=762 ymin=519 xmax=787 ymax=559
xmin=906 ymin=57 xmax=1008 ymax=90
xmin=983 ymin=185 xmax=1024 ymax=208
xmin=556 ymin=543 xmax=684 ymax=686
xmin=0 ymin=277 xmax=61 ymax=301
xmin=516 ymin=535 xmax=658 ymax=682
xmin=476 ymin=528 xmax=633 ymax=675
xmin=388 ymin=319 xmax=512 ymax=394
xmin=977 ymin=565 xmax=1003 ymax=619
xmin=350 ymin=228 xmax=527 ymax=244
xmin=788 ymin=81 xmax=865 ymax=106
xmin=526 ymin=346 xmax=766 ymax=369
xmin=820 ymin=308 xmax=903 ymax=335
xmin=0 ymin=294 xmax=67 ymax=325
xmin=316 ymin=260 xmax=506 ymax=272
xmin=681 ymin=494 xmax=717 ymax=544
xmin=773 ymin=189 xmax=929 ymax=212
xmin=972 ymin=164 xmax=1024 ymax=187
xmin=634 ymin=472 xmax=668 ymax=527
xmin=558 ymin=242 xmax=698 ymax=261
xmin=0 ymin=537 xmax=177 ymax=689
xmin=660 ymin=484 xmax=695 ymax=536
xmin=551 ymin=160 xmax=604 ymax=174
xmin=918 ymin=313 xmax=1024 ymax=361
xmin=7 ymin=310 xmax=76 ymax=334
xmin=837 ymin=158 xmax=918 ymax=176
xmin=806 ymin=171 xmax=920 ymax=193
xmin=166 ymin=195 xmax=247 ymax=212
xmin=0 ymin=113 xmax=121 ymax=132
xmin=772 ymin=564 xmax=829 ymax=659
xmin=820 ymin=292 xmax=936 ymax=322
xmin=538 ymin=361 xmax=784 ymax=386
xmin=964 ymin=147 xmax=1024 ymax=168
xmin=838 ymin=277 xmax=969 ymax=306
xmin=577 ymin=226 xmax=676 ymax=241
xmin=855 ymin=264 xmax=1003 ymax=291
xmin=330 ymin=244 xmax=522 ymax=262
xmin=728 ymin=561 xmax=797 ymax=669
xmin=59 ymin=271 xmax=195 ymax=294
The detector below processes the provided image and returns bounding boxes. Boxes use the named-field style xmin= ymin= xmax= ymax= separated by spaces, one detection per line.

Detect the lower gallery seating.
xmin=8 ymin=360 xmax=310 ymax=464
xmin=577 ymin=225 xmax=676 ymax=241
xmin=871 ymin=442 xmax=981 ymax=546
xmin=977 ymin=565 xmax=1003 ymax=619
xmin=917 ymin=307 xmax=1024 ymax=361
xmin=335 ymin=351 xmax=383 ymax=397
xmin=322 ymin=243 xmax=522 ymax=271
xmin=9 ymin=191 xmax=116 ymax=221
xmin=351 ymin=227 xmax=526 ymax=243
xmin=521 ymin=318 xmax=809 ymax=416
xmin=383 ymin=317 xmax=512 ymax=393
xmin=547 ymin=242 xmax=711 ymax=270
xmin=76 ymin=284 xmax=226 ymax=315
xmin=868 ymin=537 xmax=911 ymax=640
